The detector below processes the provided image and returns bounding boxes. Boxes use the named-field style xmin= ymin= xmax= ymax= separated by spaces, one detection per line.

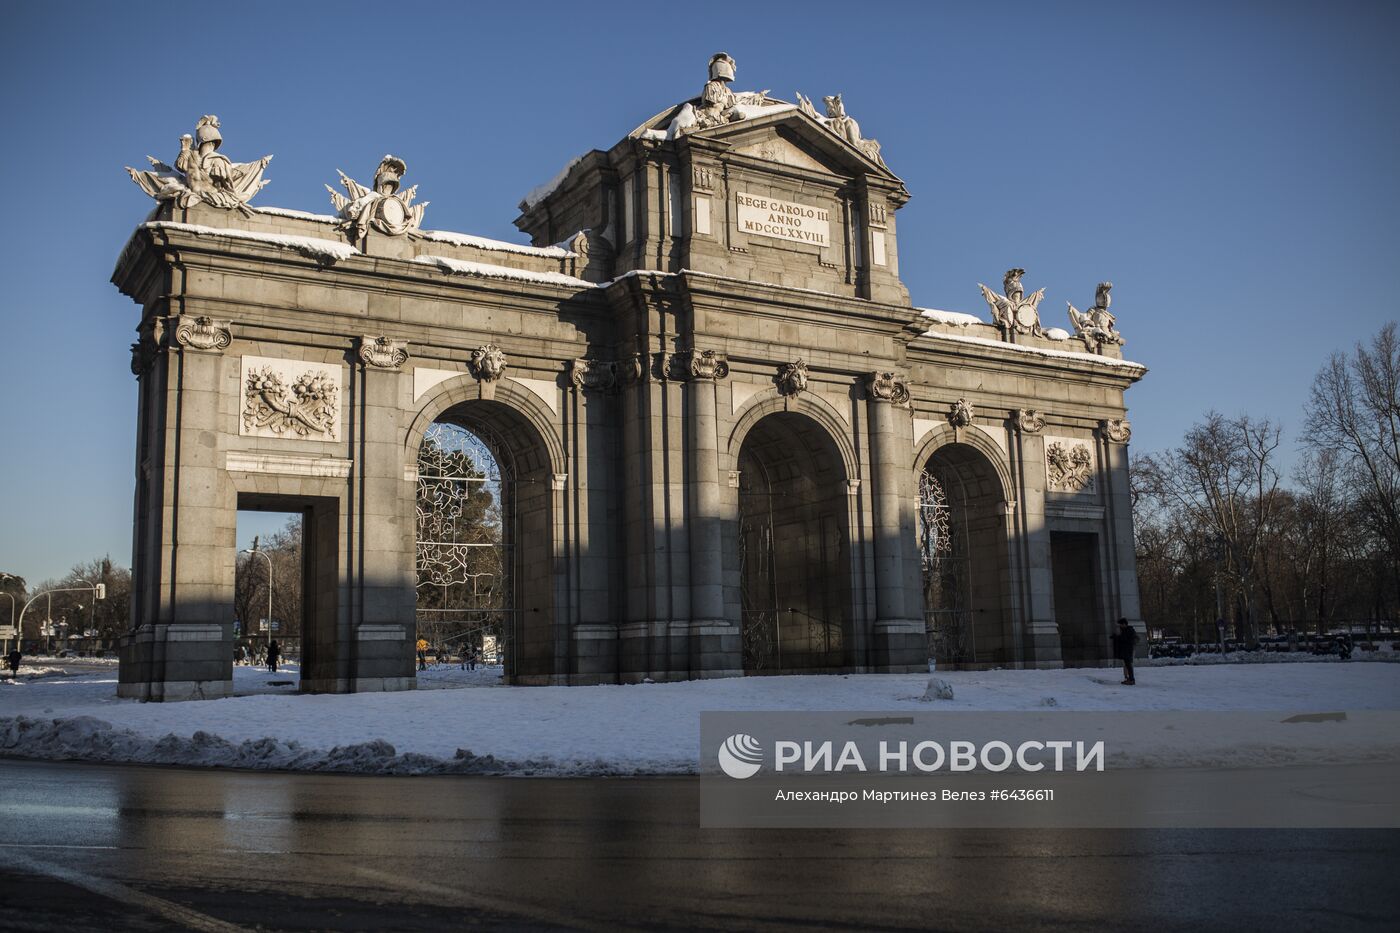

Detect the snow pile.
xmin=1044 ymin=327 xmax=1072 ymax=341
xmin=0 ymin=716 xmax=521 ymax=775
xmin=416 ymin=228 xmax=576 ymax=259
xmin=920 ymin=677 xmax=955 ymax=700
xmin=2 ymin=664 xmax=1396 ymax=776
xmin=919 ymin=307 xmax=984 ymax=327
xmin=144 ymin=222 xmax=358 ymax=264
xmin=413 ymin=255 xmax=595 ymax=289
xmin=519 ymin=154 xmax=584 ymax=211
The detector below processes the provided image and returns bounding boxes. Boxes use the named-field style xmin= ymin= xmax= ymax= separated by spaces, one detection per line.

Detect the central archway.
xmin=414 ymin=399 xmax=556 ymax=684
xmin=736 ymin=411 xmax=852 ymax=673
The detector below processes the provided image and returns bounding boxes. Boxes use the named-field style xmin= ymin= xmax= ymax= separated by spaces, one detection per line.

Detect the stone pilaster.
xmin=119 ymin=315 xmax=236 ymax=700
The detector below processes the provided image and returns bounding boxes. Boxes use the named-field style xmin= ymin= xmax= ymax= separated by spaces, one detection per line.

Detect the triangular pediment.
xmin=732 ymin=134 xmax=832 ymax=173
xmin=688 ymin=106 xmax=904 ymax=185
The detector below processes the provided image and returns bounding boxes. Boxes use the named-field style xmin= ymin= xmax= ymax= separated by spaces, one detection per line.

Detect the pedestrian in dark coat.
xmin=1112 ymin=618 xmax=1138 ymax=685
xmin=266 ymin=639 xmax=280 ymax=673
xmin=6 ymin=649 xmax=20 ymax=678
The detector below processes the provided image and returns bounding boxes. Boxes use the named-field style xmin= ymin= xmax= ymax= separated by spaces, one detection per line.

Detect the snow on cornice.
xmin=413 ymin=255 xmax=595 ymax=289
xmin=141 ymin=221 xmax=359 ymax=264
xmin=917 ymin=329 xmax=1146 ymax=373
xmin=519 ymin=154 xmax=584 ymax=211
xmin=254 ymin=205 xmax=338 ymax=223
xmin=917 ymin=307 xmax=984 ymax=327
xmin=416 ymin=228 xmax=576 ymax=259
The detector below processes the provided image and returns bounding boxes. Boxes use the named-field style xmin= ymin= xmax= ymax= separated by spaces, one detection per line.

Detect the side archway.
xmin=409 ymin=376 xmax=565 ymax=684
xmin=914 ymin=431 xmax=1015 ymax=667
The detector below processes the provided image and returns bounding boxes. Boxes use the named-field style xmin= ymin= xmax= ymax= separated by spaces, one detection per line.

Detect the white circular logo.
xmin=717 ymin=733 xmax=763 ymax=779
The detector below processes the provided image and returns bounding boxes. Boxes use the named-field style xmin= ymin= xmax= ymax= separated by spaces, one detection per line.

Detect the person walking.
xmin=266 ymin=639 xmax=280 ymax=674
xmin=6 ymin=648 xmax=20 ymax=679
xmin=1113 ymin=618 xmax=1138 ymax=685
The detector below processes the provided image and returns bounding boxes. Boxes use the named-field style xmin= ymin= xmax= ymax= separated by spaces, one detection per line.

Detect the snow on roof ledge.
xmin=254 ymin=205 xmax=338 ymax=224
xmin=917 ymin=307 xmax=984 ymax=327
xmin=141 ymin=221 xmax=359 ymax=264
xmin=519 ymin=154 xmax=584 ymax=211
xmin=413 ymin=254 xmax=595 ymax=290
xmin=917 ymin=329 xmax=1146 ymax=372
xmin=416 ymin=228 xmax=576 ymax=259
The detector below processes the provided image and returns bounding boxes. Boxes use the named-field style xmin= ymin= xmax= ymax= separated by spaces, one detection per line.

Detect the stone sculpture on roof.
xmin=126 ymin=115 xmax=272 ymax=215
xmin=673 ymin=53 xmax=776 ymax=134
xmin=327 ymin=155 xmax=428 ymax=239
xmin=1067 ymin=282 xmax=1123 ymax=351
xmin=979 ymin=268 xmax=1047 ymax=338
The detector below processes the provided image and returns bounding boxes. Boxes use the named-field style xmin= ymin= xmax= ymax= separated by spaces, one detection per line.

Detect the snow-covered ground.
xmin=1 ymin=661 xmax=1397 ymax=776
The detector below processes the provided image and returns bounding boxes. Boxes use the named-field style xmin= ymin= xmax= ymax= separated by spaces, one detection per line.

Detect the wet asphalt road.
xmin=0 ymin=758 xmax=1396 ymax=932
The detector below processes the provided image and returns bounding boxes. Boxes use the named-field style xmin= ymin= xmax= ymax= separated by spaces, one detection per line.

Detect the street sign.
xmin=0 ymin=626 xmax=14 ymax=639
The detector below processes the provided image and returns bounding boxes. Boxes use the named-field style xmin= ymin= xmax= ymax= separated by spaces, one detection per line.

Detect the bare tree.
xmin=1135 ymin=412 xmax=1282 ymax=641
xmin=1305 ymin=322 xmax=1400 ymax=615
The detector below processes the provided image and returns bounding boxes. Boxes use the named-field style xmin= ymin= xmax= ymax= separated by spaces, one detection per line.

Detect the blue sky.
xmin=1 ymin=0 xmax=1397 ymax=585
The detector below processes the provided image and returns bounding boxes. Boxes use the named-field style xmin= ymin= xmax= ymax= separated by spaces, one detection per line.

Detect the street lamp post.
xmin=240 ymin=541 xmax=274 ymax=656
xmin=16 ymin=583 xmax=105 ymax=657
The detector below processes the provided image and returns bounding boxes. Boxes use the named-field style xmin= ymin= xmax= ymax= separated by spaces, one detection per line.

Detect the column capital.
xmin=1012 ymin=408 xmax=1046 ymax=434
xmin=1100 ymin=418 xmax=1132 ymax=444
xmin=569 ymin=358 xmax=617 ymax=393
xmin=173 ymin=315 xmax=232 ymax=354
xmin=670 ymin=348 xmax=729 ymax=381
xmin=864 ymin=371 xmax=910 ymax=404
xmin=358 ymin=335 xmax=410 ymax=370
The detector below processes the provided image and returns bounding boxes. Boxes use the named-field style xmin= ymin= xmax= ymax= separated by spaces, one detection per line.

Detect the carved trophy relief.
xmin=328 ymin=156 xmax=428 ymax=239
xmin=240 ymin=357 xmax=341 ymax=440
xmin=1045 ymin=439 xmax=1096 ymax=493
xmin=979 ymin=268 xmax=1047 ymax=338
xmin=469 ymin=345 xmax=508 ymax=382
xmin=777 ymin=359 xmax=809 ymax=396
xmin=126 ymin=115 xmax=271 ymax=215
xmin=359 ymin=336 xmax=410 ymax=370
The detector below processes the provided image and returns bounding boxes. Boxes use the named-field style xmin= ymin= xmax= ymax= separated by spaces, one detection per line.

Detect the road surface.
xmin=0 ymin=759 xmax=1396 ymax=931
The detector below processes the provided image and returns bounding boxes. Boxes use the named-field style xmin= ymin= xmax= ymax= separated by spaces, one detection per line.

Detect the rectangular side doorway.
xmin=235 ymin=495 xmax=340 ymax=694
xmin=1050 ymin=531 xmax=1105 ymax=665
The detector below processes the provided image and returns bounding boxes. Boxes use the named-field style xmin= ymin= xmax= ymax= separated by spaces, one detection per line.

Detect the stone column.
xmin=1100 ymin=419 xmax=1144 ymax=653
xmin=336 ymin=336 xmax=414 ymax=693
xmin=1011 ymin=409 xmax=1062 ymax=668
xmin=679 ymin=348 xmax=737 ymax=677
xmin=864 ymin=371 xmax=923 ymax=672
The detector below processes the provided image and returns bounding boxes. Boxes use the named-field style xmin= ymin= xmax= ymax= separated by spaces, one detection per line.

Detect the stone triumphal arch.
xmin=115 ymin=54 xmax=1145 ymax=699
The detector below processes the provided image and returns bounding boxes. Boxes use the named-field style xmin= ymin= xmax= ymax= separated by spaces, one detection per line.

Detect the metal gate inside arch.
xmin=918 ymin=465 xmax=975 ymax=666
xmin=415 ymin=421 xmax=515 ymax=666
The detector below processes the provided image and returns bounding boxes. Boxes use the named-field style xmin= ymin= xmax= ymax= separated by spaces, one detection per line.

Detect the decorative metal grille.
xmin=919 ymin=466 xmax=973 ymax=665
xmin=415 ymin=422 xmax=512 ymax=663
